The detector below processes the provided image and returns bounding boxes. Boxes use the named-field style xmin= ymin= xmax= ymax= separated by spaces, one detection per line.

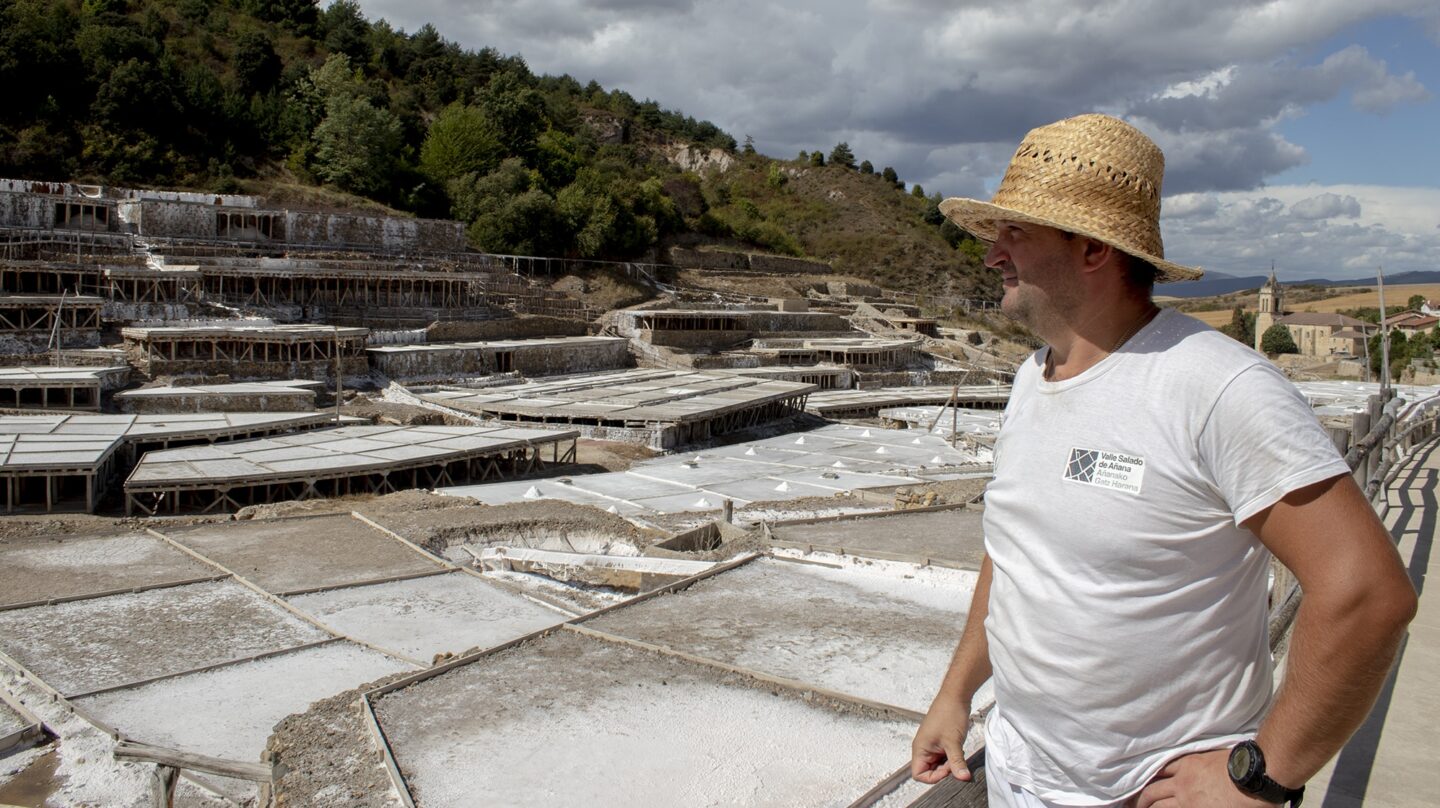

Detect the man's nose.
xmin=984 ymin=241 xmax=1007 ymax=269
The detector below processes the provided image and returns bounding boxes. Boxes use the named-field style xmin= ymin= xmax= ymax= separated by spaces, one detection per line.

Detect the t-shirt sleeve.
xmin=1197 ymin=363 xmax=1352 ymax=526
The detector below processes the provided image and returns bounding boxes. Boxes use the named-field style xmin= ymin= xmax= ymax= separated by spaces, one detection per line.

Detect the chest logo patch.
xmin=1064 ymin=447 xmax=1145 ymax=494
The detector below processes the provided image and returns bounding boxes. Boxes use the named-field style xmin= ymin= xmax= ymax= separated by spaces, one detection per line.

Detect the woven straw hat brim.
xmin=938 ymin=113 xmax=1203 ymax=284
xmin=939 ymin=196 xmax=1203 ymax=283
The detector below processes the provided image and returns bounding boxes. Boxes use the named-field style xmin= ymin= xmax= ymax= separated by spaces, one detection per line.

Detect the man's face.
xmin=985 ymin=220 xmax=1084 ymax=333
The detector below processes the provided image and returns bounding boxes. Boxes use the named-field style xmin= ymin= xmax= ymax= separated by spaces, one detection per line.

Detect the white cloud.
xmin=1291 ymin=192 xmax=1362 ymax=220
xmin=355 ymin=0 xmax=1433 ymax=197
xmin=351 ymin=0 xmax=1440 ymax=282
xmin=1163 ymin=185 xmax=1440 ymax=279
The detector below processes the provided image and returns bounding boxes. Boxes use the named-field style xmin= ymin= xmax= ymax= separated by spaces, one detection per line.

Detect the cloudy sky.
xmin=355 ymin=0 xmax=1439 ymax=281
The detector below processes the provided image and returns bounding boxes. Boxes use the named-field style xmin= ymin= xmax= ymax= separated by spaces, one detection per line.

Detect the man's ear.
xmin=1079 ymin=237 xmax=1116 ymax=276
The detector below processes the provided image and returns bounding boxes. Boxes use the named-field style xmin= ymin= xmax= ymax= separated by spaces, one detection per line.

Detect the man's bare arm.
xmin=1249 ymin=473 xmax=1416 ymax=786
xmin=911 ymin=554 xmax=994 ymax=784
xmin=1137 ymin=474 xmax=1417 ymax=807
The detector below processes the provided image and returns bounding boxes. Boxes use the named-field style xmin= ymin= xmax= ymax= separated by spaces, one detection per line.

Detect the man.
xmin=910 ymin=114 xmax=1417 ymax=807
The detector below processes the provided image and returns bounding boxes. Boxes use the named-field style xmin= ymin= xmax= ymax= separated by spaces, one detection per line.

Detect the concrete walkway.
xmin=1309 ymin=439 xmax=1439 ymax=807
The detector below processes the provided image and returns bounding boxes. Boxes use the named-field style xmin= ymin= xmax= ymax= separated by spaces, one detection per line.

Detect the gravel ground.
xmin=267 ymin=674 xmax=420 ymax=808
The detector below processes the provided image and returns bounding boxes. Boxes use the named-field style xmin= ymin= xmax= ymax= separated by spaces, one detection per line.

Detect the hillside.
xmin=671 ymin=154 xmax=995 ymax=297
xmin=0 ymin=0 xmax=993 ymax=298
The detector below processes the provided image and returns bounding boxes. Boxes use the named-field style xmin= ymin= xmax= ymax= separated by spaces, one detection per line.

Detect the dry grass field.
xmin=1170 ymin=283 xmax=1440 ymax=329
xmin=1286 ymin=284 xmax=1440 ymax=313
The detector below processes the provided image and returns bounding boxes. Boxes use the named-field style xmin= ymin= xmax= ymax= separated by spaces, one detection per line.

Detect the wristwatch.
xmin=1228 ymin=740 xmax=1305 ymax=806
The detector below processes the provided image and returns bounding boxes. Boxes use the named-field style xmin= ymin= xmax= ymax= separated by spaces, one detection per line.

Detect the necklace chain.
xmin=1111 ymin=304 xmax=1159 ymax=353
xmin=1045 ymin=305 xmax=1159 ymax=380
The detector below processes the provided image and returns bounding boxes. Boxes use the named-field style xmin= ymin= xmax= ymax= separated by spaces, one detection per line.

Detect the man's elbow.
xmin=1306 ymin=565 xmax=1416 ymax=640
xmin=1377 ymin=580 xmax=1419 ymax=635
xmin=1338 ymin=574 xmax=1417 ymax=642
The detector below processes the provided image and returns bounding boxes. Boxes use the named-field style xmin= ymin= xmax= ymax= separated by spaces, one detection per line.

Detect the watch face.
xmin=1229 ymin=745 xmax=1254 ymax=781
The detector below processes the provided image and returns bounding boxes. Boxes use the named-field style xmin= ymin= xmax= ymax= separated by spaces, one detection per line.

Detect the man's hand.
xmin=1133 ymin=750 xmax=1277 ymax=808
xmin=911 ymin=698 xmax=972 ymax=784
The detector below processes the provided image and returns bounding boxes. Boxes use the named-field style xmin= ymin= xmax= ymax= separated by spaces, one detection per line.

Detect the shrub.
xmin=1260 ymin=323 xmax=1298 ymax=355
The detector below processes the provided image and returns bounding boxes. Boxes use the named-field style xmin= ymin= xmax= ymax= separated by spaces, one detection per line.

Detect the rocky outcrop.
xmin=665 ymin=144 xmax=736 ymax=174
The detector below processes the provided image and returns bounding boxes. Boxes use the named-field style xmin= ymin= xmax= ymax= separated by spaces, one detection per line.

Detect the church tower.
xmin=1255 ymin=265 xmax=1283 ymax=352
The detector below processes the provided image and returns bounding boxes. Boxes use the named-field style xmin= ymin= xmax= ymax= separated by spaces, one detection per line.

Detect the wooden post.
xmin=950 ymin=384 xmax=959 ymax=449
xmin=722 ymin=498 xmax=734 ymax=524
xmin=150 ymin=764 xmax=179 ymax=808
xmin=333 ymin=326 xmax=342 ymax=423
xmin=1352 ymin=410 xmax=1371 ymax=488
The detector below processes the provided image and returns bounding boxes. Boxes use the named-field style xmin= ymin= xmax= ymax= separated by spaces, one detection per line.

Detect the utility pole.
xmin=49 ymin=290 xmax=66 ymax=367
xmin=1377 ymin=266 xmax=1390 ymax=395
xmin=333 ymin=326 xmax=342 ymax=424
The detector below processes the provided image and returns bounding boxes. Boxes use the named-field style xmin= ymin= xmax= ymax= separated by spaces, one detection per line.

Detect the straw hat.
xmin=939 ymin=114 xmax=1202 ymax=282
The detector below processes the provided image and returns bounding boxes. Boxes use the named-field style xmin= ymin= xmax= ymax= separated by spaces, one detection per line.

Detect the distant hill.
xmin=1162 ymin=270 xmax=1440 ymax=298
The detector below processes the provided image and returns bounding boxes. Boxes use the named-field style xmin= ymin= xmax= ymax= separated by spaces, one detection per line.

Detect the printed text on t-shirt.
xmin=1063 ymin=447 xmax=1145 ymax=494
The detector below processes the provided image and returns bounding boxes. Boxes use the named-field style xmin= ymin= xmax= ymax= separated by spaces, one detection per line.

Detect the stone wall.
xmin=824 ymin=281 xmax=881 ymax=298
xmin=642 ymin=329 xmax=753 ymax=350
xmin=746 ymin=311 xmax=851 ymax=332
xmin=427 ymin=316 xmax=590 ymax=342
xmin=371 ymin=338 xmax=630 ymax=380
xmin=855 ymin=369 xmax=988 ymax=389
xmin=117 ymin=388 xmax=316 ymax=413
xmin=748 ymin=253 xmax=830 ymax=275
xmin=0 ymin=192 xmax=54 ymax=229
xmin=133 ymin=355 xmax=371 ymax=383
xmin=0 ymin=178 xmax=258 ymax=206
xmin=667 ymin=247 xmax=832 ymax=276
xmin=669 ymin=247 xmax=749 ymax=271
xmin=510 ymin=340 xmax=630 ymax=377
xmin=284 ymin=212 xmax=465 ymax=252
xmin=136 ymin=200 xmax=218 ymax=239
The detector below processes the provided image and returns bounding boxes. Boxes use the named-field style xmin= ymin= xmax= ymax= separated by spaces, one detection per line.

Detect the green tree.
xmin=1219 ymin=306 xmax=1255 ymax=346
xmin=882 ymin=166 xmax=899 ymax=186
xmin=940 ymin=219 xmax=966 ymax=248
xmin=809 ymin=150 xmax=824 ymax=167
xmin=532 ymin=129 xmax=583 ymax=190
xmin=312 ymin=93 xmax=403 ymax=195
xmin=1369 ymin=330 xmax=1413 ymax=380
xmin=911 ymin=183 xmax=925 ymax=198
xmin=320 ymin=0 xmax=371 ymax=64
xmin=829 ymin=141 xmax=855 ymax=168
xmin=742 ymin=135 xmax=756 ymax=155
xmin=239 ymin=0 xmax=318 ymax=35
xmin=448 ymin=158 xmax=533 ymax=222
xmin=1410 ymin=330 xmax=1433 ymax=358
xmin=1260 ymin=323 xmax=1298 ymax=355
xmin=1408 ymin=294 xmax=1427 ymax=311
xmin=1390 ymin=331 xmax=1412 ymax=380
xmin=859 ymin=160 xmax=873 ymax=174
xmin=766 ymin=163 xmax=787 ymax=189
xmin=303 ymin=53 xmax=404 ymax=196
xmin=922 ymin=193 xmax=945 ymax=226
xmin=420 ymin=104 xmax=502 ymax=184
xmin=476 ymin=71 xmax=547 ymax=158
xmin=90 ymin=57 xmax=181 ymax=133
xmin=233 ymin=31 xmax=281 ymax=94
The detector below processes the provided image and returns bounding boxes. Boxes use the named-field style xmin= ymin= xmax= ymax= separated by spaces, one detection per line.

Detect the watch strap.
xmin=1251 ymin=774 xmax=1304 ymax=806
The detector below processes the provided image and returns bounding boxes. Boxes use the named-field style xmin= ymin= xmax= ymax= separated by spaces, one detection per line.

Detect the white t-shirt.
xmin=981 ymin=308 xmax=1350 ymax=805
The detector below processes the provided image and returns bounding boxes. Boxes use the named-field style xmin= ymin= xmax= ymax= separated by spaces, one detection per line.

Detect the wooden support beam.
xmin=114 ymin=740 xmax=272 ymax=783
